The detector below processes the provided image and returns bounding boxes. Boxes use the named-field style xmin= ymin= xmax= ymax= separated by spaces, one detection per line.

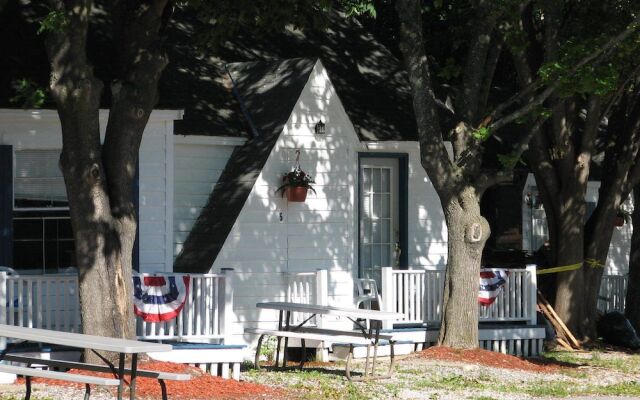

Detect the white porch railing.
xmin=0 ymin=270 xmax=234 ymax=343
xmin=380 ymin=265 xmax=538 ymax=328
xmin=0 ymin=272 xmax=81 ymax=332
xmin=136 ymin=270 xmax=233 ymax=342
xmin=598 ymin=274 xmax=628 ymax=313
xmin=285 ymin=269 xmax=328 ymax=327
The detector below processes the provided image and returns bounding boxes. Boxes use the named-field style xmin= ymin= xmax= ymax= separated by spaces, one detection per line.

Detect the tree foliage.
xmin=392 ymin=0 xmax=640 ymax=346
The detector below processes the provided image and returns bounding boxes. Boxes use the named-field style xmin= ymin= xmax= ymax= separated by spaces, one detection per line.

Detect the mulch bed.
xmin=19 ymin=361 xmax=286 ymax=400
xmin=416 ymin=346 xmax=563 ymax=373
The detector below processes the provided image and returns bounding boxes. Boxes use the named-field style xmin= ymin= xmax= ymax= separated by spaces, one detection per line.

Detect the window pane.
xmin=13 ymin=218 xmax=43 ymax=240
xmin=363 ymin=169 xmax=372 ymax=193
xmin=381 ymin=169 xmax=390 ymax=192
xmin=362 ymin=220 xmax=371 ymax=243
xmin=373 ymin=194 xmax=381 ymax=219
xmin=13 ymin=241 xmax=43 ymax=270
xmin=381 ymin=194 xmax=390 ymax=218
xmin=381 ymin=219 xmax=390 ymax=243
xmin=381 ymin=245 xmax=391 ymax=266
xmin=372 ymin=169 xmax=381 ymax=192
xmin=14 ymin=150 xmax=68 ymax=208
xmin=371 ymin=245 xmax=381 ymax=267
xmin=362 ymin=193 xmax=371 ymax=218
xmin=45 ymin=219 xmax=73 ymax=240
xmin=372 ymin=221 xmax=381 ymax=243
xmin=13 ymin=214 xmax=75 ymax=272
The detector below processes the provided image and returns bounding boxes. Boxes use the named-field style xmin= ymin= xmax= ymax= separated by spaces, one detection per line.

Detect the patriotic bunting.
xmin=478 ymin=269 xmax=508 ymax=306
xmin=133 ymin=275 xmax=190 ymax=322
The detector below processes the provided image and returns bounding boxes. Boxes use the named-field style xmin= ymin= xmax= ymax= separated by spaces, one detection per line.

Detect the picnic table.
xmin=0 ymin=324 xmax=181 ymax=400
xmin=245 ymin=302 xmax=403 ymax=380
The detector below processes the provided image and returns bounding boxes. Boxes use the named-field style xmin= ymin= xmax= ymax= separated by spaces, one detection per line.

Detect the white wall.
xmin=0 ymin=109 xmax=182 ymax=274
xmin=522 ymin=173 xmax=633 ymax=275
xmin=172 ymin=136 xmax=245 ymax=259
xmin=209 ymin=62 xmax=445 ymax=341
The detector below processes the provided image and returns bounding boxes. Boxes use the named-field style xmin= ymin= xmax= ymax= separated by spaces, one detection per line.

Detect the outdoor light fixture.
xmin=315 ymin=120 xmax=326 ymax=135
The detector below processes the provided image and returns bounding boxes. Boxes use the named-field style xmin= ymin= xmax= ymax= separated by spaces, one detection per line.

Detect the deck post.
xmin=315 ymin=270 xmax=328 ymax=325
xmin=380 ymin=267 xmax=394 ymax=329
xmin=220 ymin=268 xmax=235 ymax=344
xmin=315 ymin=269 xmax=330 ymax=361
xmin=526 ymin=264 xmax=537 ymax=325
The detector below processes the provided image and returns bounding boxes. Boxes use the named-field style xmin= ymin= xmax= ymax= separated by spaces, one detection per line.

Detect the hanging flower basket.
xmin=276 ymin=150 xmax=316 ymax=202
xmin=286 ymin=186 xmax=309 ymax=202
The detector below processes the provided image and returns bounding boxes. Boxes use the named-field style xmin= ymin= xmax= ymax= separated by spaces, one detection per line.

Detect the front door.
xmin=359 ymin=158 xmax=399 ymax=285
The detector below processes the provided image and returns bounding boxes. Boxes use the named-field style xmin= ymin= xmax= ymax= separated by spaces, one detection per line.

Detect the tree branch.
xmin=478 ymin=35 xmax=503 ymax=118
xmin=458 ymin=4 xmax=501 ymax=125
xmin=395 ymin=0 xmax=459 ymax=197
xmin=487 ymin=13 xmax=640 ymax=132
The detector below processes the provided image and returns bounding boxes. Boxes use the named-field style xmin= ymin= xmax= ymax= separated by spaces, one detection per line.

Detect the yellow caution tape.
xmin=536 ymin=262 xmax=582 ymax=275
xmin=585 ymin=258 xmax=604 ymax=269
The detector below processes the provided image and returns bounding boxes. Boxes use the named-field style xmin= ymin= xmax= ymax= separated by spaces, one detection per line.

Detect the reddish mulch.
xmin=416 ymin=346 xmax=563 ymax=373
xmin=19 ymin=361 xmax=285 ymax=400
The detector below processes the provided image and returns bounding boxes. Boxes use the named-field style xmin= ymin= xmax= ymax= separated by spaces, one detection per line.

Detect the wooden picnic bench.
xmin=2 ymin=354 xmax=190 ymax=400
xmin=0 ymin=363 xmax=119 ymax=400
xmin=246 ymin=302 xmax=403 ymax=380
xmin=0 ymin=324 xmax=186 ymax=400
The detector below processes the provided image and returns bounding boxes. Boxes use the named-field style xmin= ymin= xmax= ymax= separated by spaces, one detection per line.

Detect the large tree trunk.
xmin=583 ymin=194 xmax=623 ymax=339
xmin=43 ymin=2 xmax=135 ymax=361
xmin=626 ymin=187 xmax=640 ymax=332
xmin=438 ymin=188 xmax=489 ymax=348
xmin=551 ymin=193 xmax=587 ymax=338
xmin=42 ymin=0 xmax=169 ymax=361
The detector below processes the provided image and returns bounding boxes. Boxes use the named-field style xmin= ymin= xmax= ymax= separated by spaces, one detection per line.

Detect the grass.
xmin=544 ymin=349 xmax=640 ymax=374
xmin=240 ymin=348 xmax=640 ymax=399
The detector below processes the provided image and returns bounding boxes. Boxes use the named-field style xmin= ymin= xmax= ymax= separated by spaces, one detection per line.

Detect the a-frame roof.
xmin=173 ymin=59 xmax=317 ymax=272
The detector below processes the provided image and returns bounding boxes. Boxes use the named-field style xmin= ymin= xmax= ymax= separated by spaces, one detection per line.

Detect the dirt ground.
xmin=2 ymin=345 xmax=640 ymax=399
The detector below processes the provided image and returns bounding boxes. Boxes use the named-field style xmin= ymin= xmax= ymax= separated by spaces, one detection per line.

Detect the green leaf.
xmin=38 ymin=10 xmax=69 ymax=35
xmin=497 ymin=152 xmax=521 ymax=170
xmin=472 ymin=127 xmax=491 ymax=141
xmin=10 ymin=78 xmax=47 ymax=109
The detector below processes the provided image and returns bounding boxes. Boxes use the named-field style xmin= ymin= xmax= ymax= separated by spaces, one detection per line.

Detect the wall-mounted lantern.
xmin=315 ymin=120 xmax=326 ymax=135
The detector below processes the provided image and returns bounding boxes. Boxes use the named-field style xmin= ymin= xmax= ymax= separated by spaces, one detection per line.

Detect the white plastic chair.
xmin=355 ymin=278 xmax=382 ymax=311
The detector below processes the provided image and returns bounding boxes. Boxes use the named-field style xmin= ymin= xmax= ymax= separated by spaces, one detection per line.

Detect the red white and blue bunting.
xmin=478 ymin=269 xmax=508 ymax=306
xmin=133 ymin=275 xmax=190 ymax=322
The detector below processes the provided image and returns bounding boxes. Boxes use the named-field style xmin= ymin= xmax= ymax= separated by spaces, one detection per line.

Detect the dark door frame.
xmin=357 ymin=152 xmax=409 ymax=277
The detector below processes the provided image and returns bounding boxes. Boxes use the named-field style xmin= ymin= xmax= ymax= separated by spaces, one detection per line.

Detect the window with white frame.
xmin=13 ymin=149 xmax=75 ymax=273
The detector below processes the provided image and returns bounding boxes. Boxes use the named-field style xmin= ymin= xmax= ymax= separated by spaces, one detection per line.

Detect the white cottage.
xmin=169 ymin=58 xmax=446 ymax=339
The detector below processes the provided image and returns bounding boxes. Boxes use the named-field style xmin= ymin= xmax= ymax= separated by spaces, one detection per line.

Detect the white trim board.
xmin=174 ymin=135 xmax=247 ymax=146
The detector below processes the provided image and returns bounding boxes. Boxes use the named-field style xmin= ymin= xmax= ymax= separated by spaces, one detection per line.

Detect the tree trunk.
xmin=583 ymin=222 xmax=614 ymax=339
xmin=583 ymin=192 xmax=622 ymax=339
xmin=54 ymin=80 xmax=136 ymax=360
xmin=438 ymin=187 xmax=490 ymax=348
xmin=626 ymin=187 xmax=640 ymax=332
xmin=42 ymin=0 xmax=169 ymax=362
xmin=551 ymin=192 xmax=586 ymax=339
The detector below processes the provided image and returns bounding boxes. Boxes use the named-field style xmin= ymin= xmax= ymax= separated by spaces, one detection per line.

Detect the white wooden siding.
xmin=172 ymin=141 xmax=236 ymax=259
xmin=522 ymin=173 xmax=633 ymax=275
xmin=209 ymin=61 xmax=447 ymax=342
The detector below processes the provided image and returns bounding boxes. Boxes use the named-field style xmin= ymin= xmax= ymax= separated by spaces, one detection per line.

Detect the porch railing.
xmin=285 ymin=269 xmax=328 ymax=327
xmin=136 ymin=270 xmax=233 ymax=342
xmin=0 ymin=270 xmax=234 ymax=343
xmin=598 ymin=274 xmax=627 ymax=313
xmin=0 ymin=272 xmax=81 ymax=332
xmin=380 ymin=265 xmax=538 ymax=328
